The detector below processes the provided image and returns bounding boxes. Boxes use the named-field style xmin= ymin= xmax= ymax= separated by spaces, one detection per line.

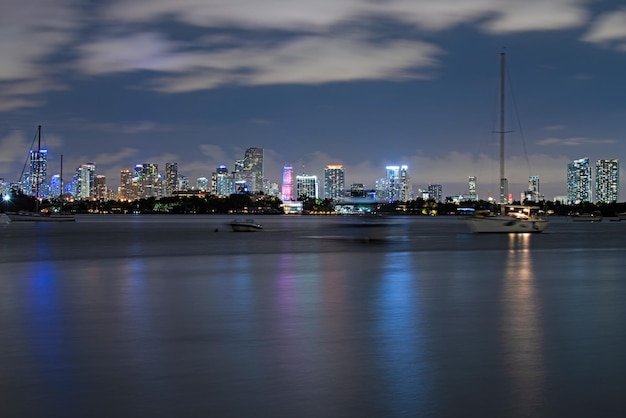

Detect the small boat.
xmin=230 ymin=219 xmax=263 ymax=232
xmin=466 ymin=205 xmax=548 ymax=233
xmin=464 ymin=52 xmax=549 ymax=234
xmin=571 ymin=212 xmax=603 ymax=222
xmin=617 ymin=213 xmax=626 ymax=221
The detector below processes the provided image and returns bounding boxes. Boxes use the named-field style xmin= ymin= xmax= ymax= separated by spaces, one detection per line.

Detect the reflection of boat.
xmin=6 ymin=125 xmax=75 ymax=223
xmin=464 ymin=52 xmax=548 ymax=234
xmin=230 ymin=219 xmax=263 ymax=232
xmin=466 ymin=205 xmax=548 ymax=233
xmin=572 ymin=212 xmax=603 ymax=222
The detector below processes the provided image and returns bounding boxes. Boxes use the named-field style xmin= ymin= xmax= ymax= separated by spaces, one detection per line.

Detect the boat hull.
xmin=465 ymin=216 xmax=548 ymax=233
xmin=6 ymin=212 xmax=76 ymax=222
xmin=230 ymin=219 xmax=263 ymax=232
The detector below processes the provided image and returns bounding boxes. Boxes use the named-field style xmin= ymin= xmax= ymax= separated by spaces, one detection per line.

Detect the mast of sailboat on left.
xmin=4 ymin=125 xmax=75 ymax=222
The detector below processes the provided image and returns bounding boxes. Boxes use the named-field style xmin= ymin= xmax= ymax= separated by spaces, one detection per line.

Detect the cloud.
xmin=582 ymin=8 xmax=626 ymax=50
xmin=537 ymin=137 xmax=618 ymax=146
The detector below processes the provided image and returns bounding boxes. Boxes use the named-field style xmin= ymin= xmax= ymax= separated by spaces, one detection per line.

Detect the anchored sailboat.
xmin=6 ymin=125 xmax=75 ymax=222
xmin=465 ymin=52 xmax=548 ymax=233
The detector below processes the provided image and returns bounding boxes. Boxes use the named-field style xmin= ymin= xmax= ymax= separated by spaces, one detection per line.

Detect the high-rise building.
xmin=296 ymin=174 xmax=319 ymax=200
xmin=351 ymin=183 xmax=365 ymax=197
xmin=29 ymin=147 xmax=48 ymax=197
xmin=94 ymin=175 xmax=107 ymax=200
xmin=141 ymin=163 xmax=160 ymax=198
xmin=234 ymin=147 xmax=263 ymax=193
xmin=165 ymin=162 xmax=178 ymax=196
xmin=567 ymin=158 xmax=591 ymax=204
xmin=381 ymin=165 xmax=410 ymax=202
xmin=75 ymin=162 xmax=96 ymax=200
xmin=196 ymin=177 xmax=209 ymax=192
xmin=212 ymin=165 xmax=233 ymax=196
xmin=324 ymin=165 xmax=345 ymax=200
xmin=281 ymin=165 xmax=294 ymax=202
xmin=525 ymin=175 xmax=543 ymax=203
xmin=427 ymin=184 xmax=443 ymax=202
xmin=119 ymin=169 xmax=133 ymax=201
xmin=468 ymin=176 xmax=477 ymax=200
xmin=595 ymin=159 xmax=619 ymax=203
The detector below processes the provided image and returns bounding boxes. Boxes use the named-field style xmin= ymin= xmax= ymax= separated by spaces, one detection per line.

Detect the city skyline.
xmin=1 ymin=1 xmax=626 ymax=199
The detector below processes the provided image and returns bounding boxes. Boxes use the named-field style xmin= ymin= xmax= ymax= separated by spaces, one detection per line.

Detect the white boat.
xmin=465 ymin=52 xmax=549 ymax=233
xmin=465 ymin=205 xmax=548 ymax=233
xmin=230 ymin=219 xmax=263 ymax=232
xmin=616 ymin=213 xmax=626 ymax=221
xmin=7 ymin=211 xmax=75 ymax=222
xmin=5 ymin=125 xmax=76 ymax=223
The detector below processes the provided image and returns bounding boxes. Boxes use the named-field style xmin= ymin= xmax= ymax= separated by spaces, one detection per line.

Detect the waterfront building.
xmin=468 ymin=176 xmax=477 ymax=201
xmin=94 ymin=175 xmax=107 ymax=201
xmin=567 ymin=158 xmax=591 ymax=204
xmin=296 ymin=174 xmax=319 ymax=200
xmin=351 ymin=183 xmax=365 ymax=198
xmin=427 ymin=184 xmax=443 ymax=202
xmin=75 ymin=162 xmax=96 ymax=200
xmin=49 ymin=175 xmax=62 ymax=198
xmin=380 ymin=165 xmax=410 ymax=202
xmin=165 ymin=162 xmax=178 ymax=196
xmin=595 ymin=159 xmax=619 ymax=204
xmin=324 ymin=165 xmax=345 ymax=200
xmin=525 ymin=175 xmax=544 ymax=203
xmin=140 ymin=163 xmax=160 ymax=198
xmin=196 ymin=177 xmax=209 ymax=192
xmin=281 ymin=165 xmax=294 ymax=201
xmin=233 ymin=147 xmax=263 ymax=193
xmin=119 ymin=169 xmax=133 ymax=201
xmin=212 ymin=165 xmax=233 ymax=197
xmin=29 ymin=146 xmax=48 ymax=197
xmin=178 ymin=175 xmax=189 ymax=191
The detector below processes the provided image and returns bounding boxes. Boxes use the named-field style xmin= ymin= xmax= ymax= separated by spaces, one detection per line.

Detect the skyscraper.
xmin=324 ymin=165 xmax=345 ymax=200
xmin=296 ymin=174 xmax=319 ymax=200
xmin=212 ymin=165 xmax=233 ymax=196
xmin=281 ymin=165 xmax=294 ymax=202
xmin=75 ymin=162 xmax=96 ymax=200
xmin=427 ymin=184 xmax=443 ymax=202
xmin=119 ymin=169 xmax=133 ymax=201
xmin=243 ymin=147 xmax=263 ymax=193
xmin=381 ymin=165 xmax=410 ymax=202
xmin=165 ymin=162 xmax=178 ymax=196
xmin=94 ymin=175 xmax=107 ymax=200
xmin=527 ymin=175 xmax=543 ymax=202
xmin=567 ymin=158 xmax=591 ymax=204
xmin=595 ymin=159 xmax=619 ymax=203
xmin=468 ymin=176 xmax=477 ymax=201
xmin=29 ymin=147 xmax=48 ymax=197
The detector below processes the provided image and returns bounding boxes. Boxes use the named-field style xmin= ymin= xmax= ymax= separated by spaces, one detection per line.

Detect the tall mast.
xmin=60 ymin=154 xmax=64 ymax=199
xmin=499 ymin=52 xmax=508 ymax=205
xmin=36 ymin=125 xmax=41 ymax=205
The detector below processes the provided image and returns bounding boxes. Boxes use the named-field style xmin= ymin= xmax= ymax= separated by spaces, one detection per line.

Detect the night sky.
xmin=1 ymin=0 xmax=625 ymax=200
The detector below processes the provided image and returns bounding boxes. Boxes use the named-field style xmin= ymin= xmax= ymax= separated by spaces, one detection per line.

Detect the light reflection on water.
xmin=1 ymin=216 xmax=626 ymax=417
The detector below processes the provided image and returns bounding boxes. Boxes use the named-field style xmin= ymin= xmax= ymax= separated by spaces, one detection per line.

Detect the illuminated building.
xmin=233 ymin=147 xmax=264 ymax=193
xmin=567 ymin=158 xmax=591 ymax=204
xmin=380 ymin=165 xmax=410 ymax=202
xmin=119 ymin=169 xmax=133 ymax=201
xmin=165 ymin=162 xmax=178 ymax=196
xmin=196 ymin=177 xmax=209 ymax=191
xmin=428 ymin=184 xmax=443 ymax=202
xmin=468 ymin=176 xmax=477 ymax=201
xmin=140 ymin=163 xmax=159 ymax=198
xmin=29 ymin=147 xmax=48 ymax=197
xmin=324 ymin=165 xmax=345 ymax=200
xmin=595 ymin=159 xmax=619 ymax=203
xmin=296 ymin=174 xmax=319 ymax=199
xmin=212 ymin=165 xmax=233 ymax=196
xmin=281 ymin=165 xmax=294 ymax=201
xmin=75 ymin=162 xmax=96 ymax=200
xmin=94 ymin=175 xmax=107 ymax=201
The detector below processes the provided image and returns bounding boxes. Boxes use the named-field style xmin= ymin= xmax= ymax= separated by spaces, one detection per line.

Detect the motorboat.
xmin=230 ymin=219 xmax=263 ymax=232
xmin=465 ymin=205 xmax=548 ymax=233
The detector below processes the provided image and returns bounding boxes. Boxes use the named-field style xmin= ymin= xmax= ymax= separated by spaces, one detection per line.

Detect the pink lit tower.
xmin=281 ymin=165 xmax=294 ymax=202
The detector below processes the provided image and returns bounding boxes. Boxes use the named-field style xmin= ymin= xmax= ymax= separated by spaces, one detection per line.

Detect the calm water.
xmin=1 ymin=214 xmax=625 ymax=418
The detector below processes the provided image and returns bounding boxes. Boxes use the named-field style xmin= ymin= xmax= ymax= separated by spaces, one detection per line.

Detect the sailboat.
xmin=6 ymin=125 xmax=75 ymax=222
xmin=465 ymin=53 xmax=548 ymax=233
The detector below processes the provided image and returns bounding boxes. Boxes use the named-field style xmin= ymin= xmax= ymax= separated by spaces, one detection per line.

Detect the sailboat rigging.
xmin=465 ymin=52 xmax=548 ymax=233
xmin=6 ymin=125 xmax=75 ymax=222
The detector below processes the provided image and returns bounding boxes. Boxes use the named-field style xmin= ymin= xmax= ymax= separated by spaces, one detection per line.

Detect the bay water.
xmin=1 ymin=214 xmax=625 ymax=417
